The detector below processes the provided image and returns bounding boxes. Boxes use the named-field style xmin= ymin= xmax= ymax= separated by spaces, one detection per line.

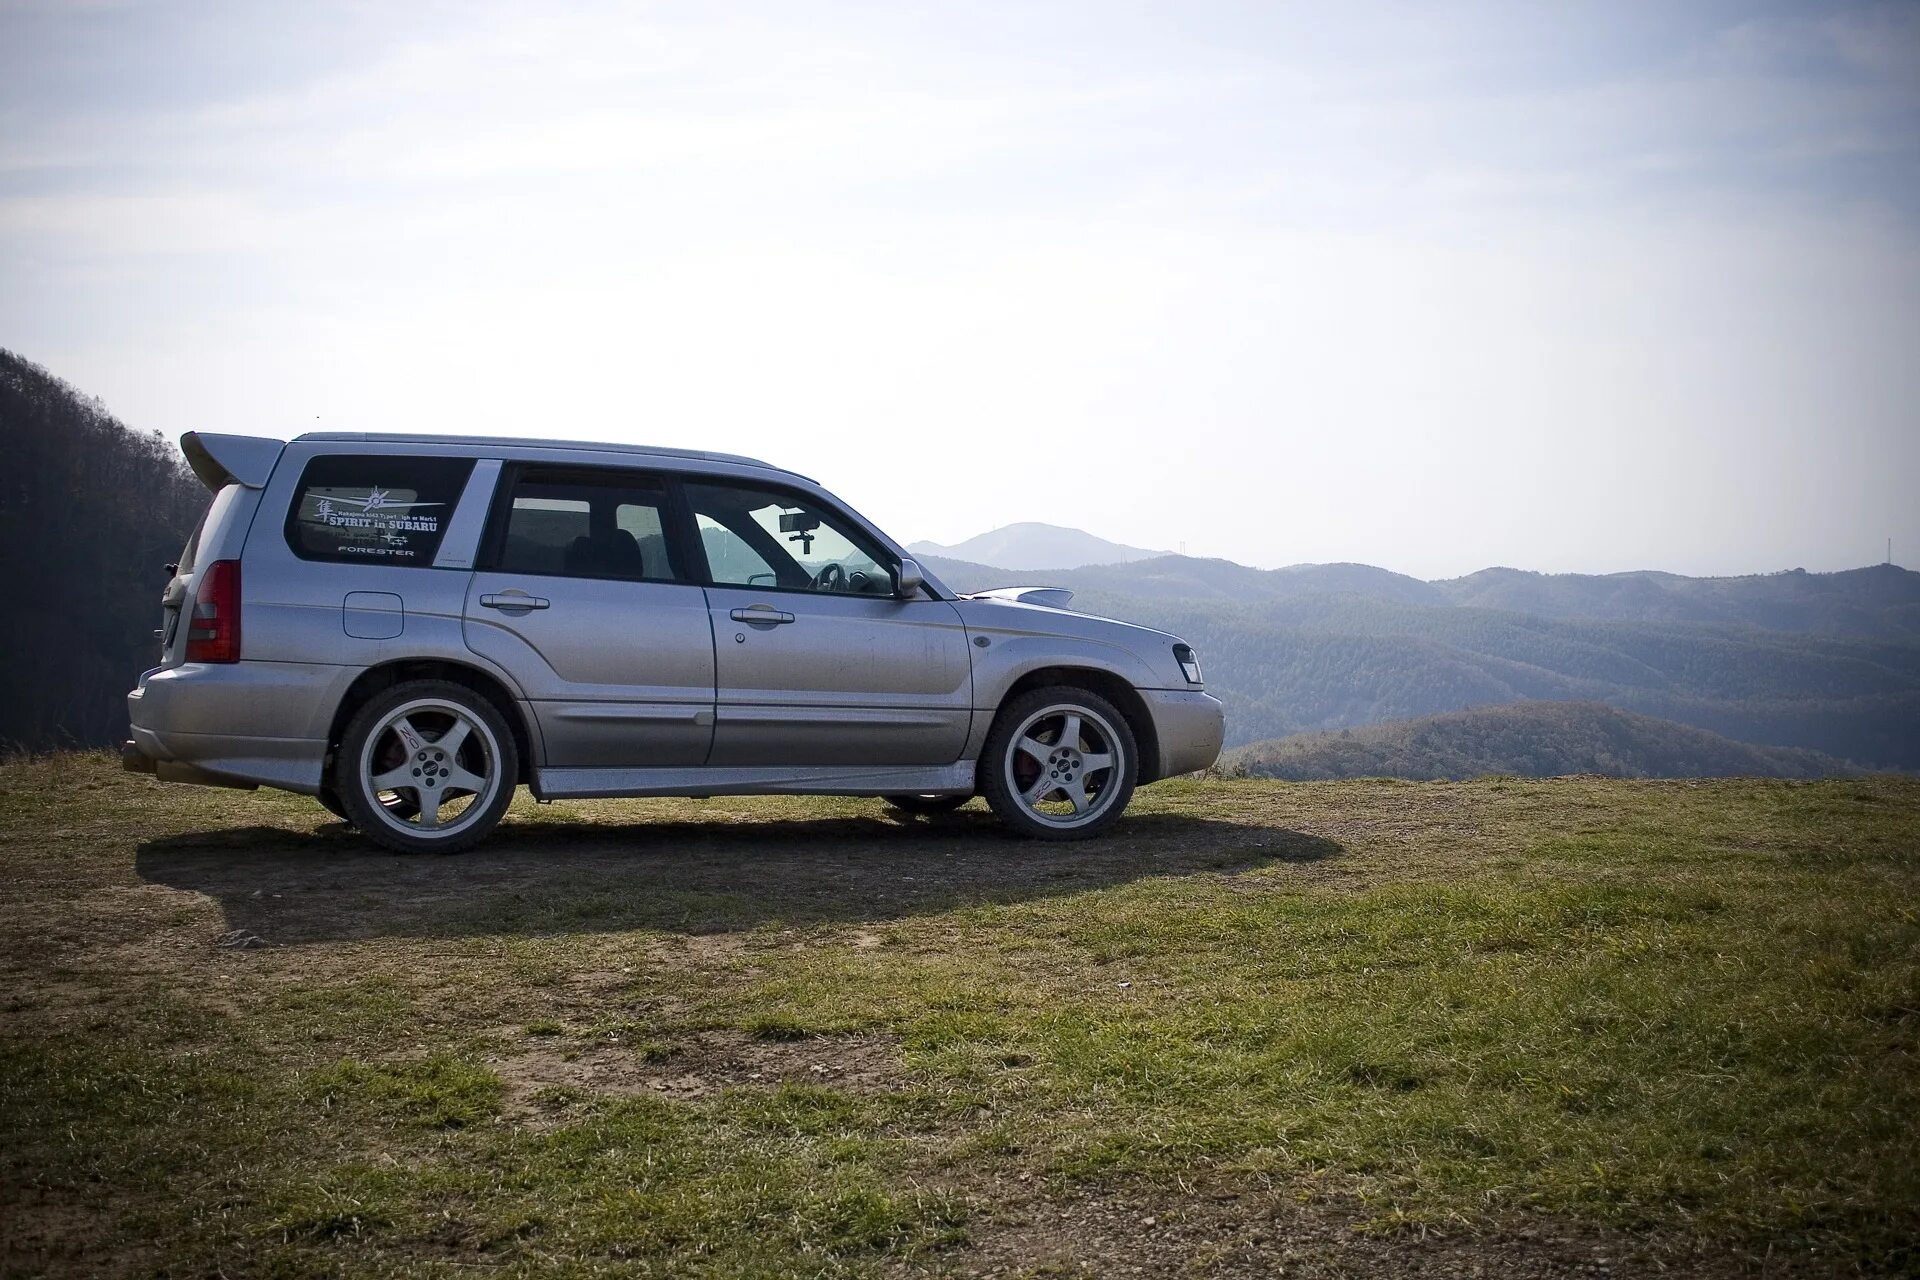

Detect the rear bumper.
xmin=1140 ymin=689 xmax=1226 ymax=780
xmin=127 ymin=661 xmax=343 ymax=794
xmin=122 ymin=736 xmax=259 ymax=790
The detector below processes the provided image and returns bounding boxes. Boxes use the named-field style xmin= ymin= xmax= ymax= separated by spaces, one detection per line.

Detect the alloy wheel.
xmin=356 ymin=697 xmax=502 ymax=840
xmin=1002 ymin=702 xmax=1126 ymax=830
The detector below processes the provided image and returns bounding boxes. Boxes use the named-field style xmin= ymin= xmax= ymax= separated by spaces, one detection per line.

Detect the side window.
xmin=683 ymin=481 xmax=894 ymax=595
xmin=694 ymin=515 xmax=779 ymax=587
xmin=491 ymin=468 xmax=685 ymax=582
xmin=286 ymin=455 xmax=474 ymax=565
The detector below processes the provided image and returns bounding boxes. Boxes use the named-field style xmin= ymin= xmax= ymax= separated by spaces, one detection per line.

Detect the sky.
xmin=3 ymin=0 xmax=1917 ymax=579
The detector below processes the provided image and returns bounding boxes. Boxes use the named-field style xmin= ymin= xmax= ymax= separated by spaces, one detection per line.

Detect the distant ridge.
xmin=918 ymin=540 xmax=1920 ymax=641
xmin=1223 ymin=701 xmax=1859 ymax=782
xmin=909 ymin=522 xmax=1166 ymax=571
xmin=1433 ymin=563 xmax=1920 ymax=637
xmin=915 ymin=549 xmax=1920 ymax=770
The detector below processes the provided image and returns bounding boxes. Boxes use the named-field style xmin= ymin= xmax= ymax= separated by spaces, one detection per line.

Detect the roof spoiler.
xmin=180 ymin=432 xmax=285 ymax=490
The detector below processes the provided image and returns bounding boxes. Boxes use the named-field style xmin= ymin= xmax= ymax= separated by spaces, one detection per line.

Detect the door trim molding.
xmin=534 ymin=761 xmax=974 ymax=800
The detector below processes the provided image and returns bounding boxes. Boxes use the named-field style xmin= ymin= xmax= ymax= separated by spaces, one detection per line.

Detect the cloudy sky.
xmin=4 ymin=0 xmax=1916 ymax=577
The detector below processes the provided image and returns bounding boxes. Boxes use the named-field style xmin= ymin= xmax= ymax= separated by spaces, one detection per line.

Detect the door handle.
xmin=730 ymin=606 xmax=795 ymax=624
xmin=481 ymin=594 xmax=551 ymax=611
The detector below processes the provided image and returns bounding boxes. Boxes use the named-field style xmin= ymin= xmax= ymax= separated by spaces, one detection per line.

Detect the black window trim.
xmin=282 ymin=452 xmax=477 ymax=569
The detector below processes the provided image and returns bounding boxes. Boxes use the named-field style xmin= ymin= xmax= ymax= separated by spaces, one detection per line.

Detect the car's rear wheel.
xmin=334 ymin=680 xmax=517 ymax=854
xmin=882 ymin=793 xmax=970 ymax=815
xmin=317 ymin=785 xmax=419 ymax=825
xmin=979 ymin=686 xmax=1137 ymax=840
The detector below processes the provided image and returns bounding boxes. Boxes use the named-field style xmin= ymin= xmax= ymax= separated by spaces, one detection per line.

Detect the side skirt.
xmin=533 ymin=761 xmax=977 ymax=801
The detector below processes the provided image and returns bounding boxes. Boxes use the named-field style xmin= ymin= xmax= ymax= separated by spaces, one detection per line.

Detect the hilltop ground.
xmin=1 ymin=756 xmax=1915 ymax=1277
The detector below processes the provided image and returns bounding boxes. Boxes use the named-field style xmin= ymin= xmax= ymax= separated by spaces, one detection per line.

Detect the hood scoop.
xmin=964 ymin=586 xmax=1076 ymax=609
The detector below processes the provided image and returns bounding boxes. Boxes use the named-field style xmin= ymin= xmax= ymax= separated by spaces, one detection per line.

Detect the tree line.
xmin=0 ymin=350 xmax=205 ymax=749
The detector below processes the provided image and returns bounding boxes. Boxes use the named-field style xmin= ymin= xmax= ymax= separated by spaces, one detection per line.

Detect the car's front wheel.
xmin=334 ymin=680 xmax=517 ymax=854
xmin=979 ymin=686 xmax=1137 ymax=840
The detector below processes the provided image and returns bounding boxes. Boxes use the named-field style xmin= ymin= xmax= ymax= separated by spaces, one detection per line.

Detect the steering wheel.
xmin=814 ymin=562 xmax=848 ymax=592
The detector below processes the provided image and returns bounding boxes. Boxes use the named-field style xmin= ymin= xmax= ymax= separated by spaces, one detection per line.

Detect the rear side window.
xmin=285 ymin=454 xmax=475 ymax=565
xmin=490 ymin=467 xmax=686 ymax=582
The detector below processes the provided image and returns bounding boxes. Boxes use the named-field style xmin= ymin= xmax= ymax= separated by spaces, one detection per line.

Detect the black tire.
xmin=334 ymin=679 xmax=518 ymax=854
xmin=978 ymin=686 xmax=1138 ymax=840
xmin=882 ymin=793 xmax=971 ymax=815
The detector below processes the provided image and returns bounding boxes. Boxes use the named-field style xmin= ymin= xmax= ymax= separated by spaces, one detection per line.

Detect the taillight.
xmin=186 ymin=559 xmax=242 ymax=663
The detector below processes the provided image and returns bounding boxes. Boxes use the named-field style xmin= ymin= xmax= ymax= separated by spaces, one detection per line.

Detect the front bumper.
xmin=1141 ymin=689 xmax=1226 ymax=780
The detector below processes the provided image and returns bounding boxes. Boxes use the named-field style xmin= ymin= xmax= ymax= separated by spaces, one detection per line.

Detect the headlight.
xmin=1172 ymin=643 xmax=1203 ymax=685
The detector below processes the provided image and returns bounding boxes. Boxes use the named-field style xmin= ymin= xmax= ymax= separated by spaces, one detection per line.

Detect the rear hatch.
xmin=156 ymin=433 xmax=283 ymax=667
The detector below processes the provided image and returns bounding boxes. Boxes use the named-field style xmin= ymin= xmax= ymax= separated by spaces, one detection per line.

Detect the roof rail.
xmin=292 ymin=431 xmax=783 ymax=472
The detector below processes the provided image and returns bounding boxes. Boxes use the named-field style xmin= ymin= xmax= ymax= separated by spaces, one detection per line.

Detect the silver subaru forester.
xmin=124 ymin=432 xmax=1225 ymax=852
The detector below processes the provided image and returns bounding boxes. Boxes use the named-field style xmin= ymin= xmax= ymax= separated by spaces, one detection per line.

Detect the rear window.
xmin=285 ymin=454 xmax=476 ymax=565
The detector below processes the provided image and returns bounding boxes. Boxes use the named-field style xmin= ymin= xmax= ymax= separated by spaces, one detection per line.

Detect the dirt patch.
xmin=494 ymin=1028 xmax=908 ymax=1114
xmin=899 ymin=1182 xmax=1781 ymax=1279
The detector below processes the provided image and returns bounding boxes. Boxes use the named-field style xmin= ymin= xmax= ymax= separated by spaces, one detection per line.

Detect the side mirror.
xmin=893 ymin=557 xmax=925 ymax=599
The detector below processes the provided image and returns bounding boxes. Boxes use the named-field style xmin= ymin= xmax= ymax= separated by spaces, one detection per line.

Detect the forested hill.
xmin=0 ymin=350 xmax=204 ymax=748
xmin=922 ymin=555 xmax=1920 ymax=771
xmin=1432 ymin=564 xmax=1920 ymax=640
xmin=1223 ymin=701 xmax=1857 ymax=782
xmin=923 ymin=554 xmax=1920 ymax=642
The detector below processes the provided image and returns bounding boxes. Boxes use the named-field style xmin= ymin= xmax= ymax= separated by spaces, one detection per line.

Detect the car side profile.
xmin=124 ymin=432 xmax=1225 ymax=852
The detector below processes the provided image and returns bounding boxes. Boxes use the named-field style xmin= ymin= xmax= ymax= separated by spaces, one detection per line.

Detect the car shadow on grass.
xmin=133 ymin=806 xmax=1341 ymax=944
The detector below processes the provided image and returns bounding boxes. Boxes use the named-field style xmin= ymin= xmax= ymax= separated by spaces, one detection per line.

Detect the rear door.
xmin=684 ymin=478 xmax=972 ymax=767
xmin=462 ymin=465 xmax=716 ymax=769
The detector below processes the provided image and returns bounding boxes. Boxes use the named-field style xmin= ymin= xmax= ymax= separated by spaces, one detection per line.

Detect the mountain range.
xmin=908 ymin=523 xmax=1166 ymax=570
xmin=919 ymin=535 xmax=1920 ymax=772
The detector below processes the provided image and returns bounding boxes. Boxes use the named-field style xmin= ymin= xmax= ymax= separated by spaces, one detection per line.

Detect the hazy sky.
xmin=4 ymin=1 xmax=1917 ymax=578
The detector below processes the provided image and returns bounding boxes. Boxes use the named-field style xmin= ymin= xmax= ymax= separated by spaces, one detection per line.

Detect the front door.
xmin=462 ymin=465 xmax=715 ymax=769
xmin=684 ymin=479 xmax=972 ymax=767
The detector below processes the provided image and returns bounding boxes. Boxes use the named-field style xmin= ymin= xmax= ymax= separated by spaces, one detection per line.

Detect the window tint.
xmin=683 ymin=481 xmax=894 ymax=595
xmin=493 ymin=469 xmax=684 ymax=582
xmin=286 ymin=455 xmax=474 ymax=565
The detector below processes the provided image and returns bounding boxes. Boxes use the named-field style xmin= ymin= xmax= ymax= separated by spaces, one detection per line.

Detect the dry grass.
xmin=2 ymin=753 xmax=1916 ymax=1277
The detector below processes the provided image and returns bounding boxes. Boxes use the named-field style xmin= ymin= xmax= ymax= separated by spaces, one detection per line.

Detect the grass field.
xmin=1 ymin=754 xmax=1916 ymax=1277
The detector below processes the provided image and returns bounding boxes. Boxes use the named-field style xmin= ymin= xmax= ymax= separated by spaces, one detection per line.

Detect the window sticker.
xmin=286 ymin=456 xmax=474 ymax=565
xmin=302 ymin=487 xmax=443 ymax=559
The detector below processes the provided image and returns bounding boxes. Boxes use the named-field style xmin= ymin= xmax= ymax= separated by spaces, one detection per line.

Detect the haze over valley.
xmin=917 ymin=522 xmax=1920 ymax=772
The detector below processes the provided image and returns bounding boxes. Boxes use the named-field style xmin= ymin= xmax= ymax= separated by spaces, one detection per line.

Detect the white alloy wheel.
xmin=358 ymin=698 xmax=501 ymax=839
xmin=334 ymin=680 xmax=518 ymax=854
xmin=980 ymin=688 xmax=1138 ymax=839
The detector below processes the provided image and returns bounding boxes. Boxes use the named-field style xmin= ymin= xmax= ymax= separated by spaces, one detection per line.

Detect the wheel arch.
xmin=323 ymin=659 xmax=537 ymax=784
xmin=991 ymin=666 xmax=1163 ymax=784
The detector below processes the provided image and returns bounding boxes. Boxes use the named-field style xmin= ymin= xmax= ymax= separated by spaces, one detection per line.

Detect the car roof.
xmin=293 ymin=431 xmax=806 ymax=479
